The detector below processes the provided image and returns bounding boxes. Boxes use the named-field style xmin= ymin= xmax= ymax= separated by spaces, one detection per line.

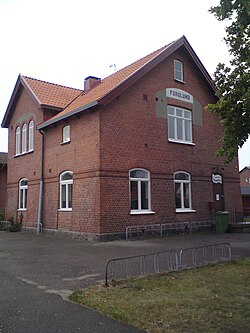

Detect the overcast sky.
xmin=0 ymin=0 xmax=249 ymax=170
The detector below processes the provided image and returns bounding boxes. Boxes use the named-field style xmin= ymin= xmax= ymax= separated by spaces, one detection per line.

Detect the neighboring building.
xmin=240 ymin=166 xmax=250 ymax=217
xmin=0 ymin=152 xmax=7 ymax=216
xmin=1 ymin=36 xmax=243 ymax=239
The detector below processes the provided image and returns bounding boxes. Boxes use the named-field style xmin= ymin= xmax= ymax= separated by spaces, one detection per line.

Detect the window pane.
xmin=184 ymin=111 xmax=191 ymax=119
xmin=16 ymin=127 xmax=20 ymax=155
xmin=20 ymin=189 xmax=24 ymax=209
xmin=168 ymin=116 xmax=175 ymax=139
xmin=130 ymin=170 xmax=148 ymax=179
xmin=63 ymin=125 xmax=70 ymax=142
xmin=175 ymin=173 xmax=189 ymax=181
xmin=185 ymin=120 xmax=191 ymax=142
xmin=175 ymin=183 xmax=182 ymax=209
xmin=130 ymin=181 xmax=138 ymax=210
xmin=61 ymin=184 xmax=66 ymax=208
xmin=167 ymin=106 xmax=174 ymax=115
xmin=24 ymin=189 xmax=27 ymax=209
xmin=176 ymin=109 xmax=183 ymax=117
xmin=22 ymin=124 xmax=27 ymax=153
xmin=29 ymin=121 xmax=34 ymax=151
xmin=68 ymin=184 xmax=72 ymax=209
xmin=141 ymin=181 xmax=149 ymax=209
xmin=61 ymin=172 xmax=72 ymax=181
xmin=176 ymin=118 xmax=183 ymax=140
xmin=20 ymin=179 xmax=28 ymax=186
xmin=183 ymin=183 xmax=190 ymax=208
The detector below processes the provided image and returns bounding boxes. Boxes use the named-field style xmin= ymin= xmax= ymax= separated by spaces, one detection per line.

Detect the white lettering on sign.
xmin=212 ymin=174 xmax=223 ymax=184
xmin=166 ymin=88 xmax=193 ymax=104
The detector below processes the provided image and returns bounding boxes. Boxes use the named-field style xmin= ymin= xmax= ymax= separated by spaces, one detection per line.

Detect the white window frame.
xmin=19 ymin=178 xmax=28 ymax=210
xmin=59 ymin=171 xmax=73 ymax=211
xmin=174 ymin=59 xmax=184 ymax=82
xmin=62 ymin=125 xmax=70 ymax=144
xmin=167 ymin=106 xmax=193 ymax=144
xmin=28 ymin=120 xmax=34 ymax=152
xmin=15 ymin=126 xmax=21 ymax=155
xmin=129 ymin=168 xmax=153 ymax=214
xmin=21 ymin=123 xmax=27 ymax=153
xmin=174 ymin=172 xmax=192 ymax=212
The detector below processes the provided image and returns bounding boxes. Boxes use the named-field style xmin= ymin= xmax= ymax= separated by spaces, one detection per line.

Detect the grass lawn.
xmin=70 ymin=258 xmax=250 ymax=333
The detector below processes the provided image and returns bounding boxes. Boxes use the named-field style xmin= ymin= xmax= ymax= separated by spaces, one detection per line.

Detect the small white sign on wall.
xmin=166 ymin=88 xmax=193 ymax=104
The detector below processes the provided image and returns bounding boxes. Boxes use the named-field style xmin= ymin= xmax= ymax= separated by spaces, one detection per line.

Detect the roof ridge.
xmin=102 ymin=41 xmax=174 ymax=82
xmin=23 ymin=76 xmax=82 ymax=92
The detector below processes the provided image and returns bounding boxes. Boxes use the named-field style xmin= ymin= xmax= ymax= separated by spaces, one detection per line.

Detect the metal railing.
xmin=126 ymin=220 xmax=214 ymax=240
xmin=0 ymin=221 xmax=10 ymax=230
xmin=105 ymin=242 xmax=231 ymax=286
xmin=105 ymin=249 xmax=178 ymax=286
xmin=179 ymin=243 xmax=232 ymax=270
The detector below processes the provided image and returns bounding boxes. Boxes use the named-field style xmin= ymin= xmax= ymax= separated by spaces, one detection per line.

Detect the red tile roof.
xmin=23 ymin=76 xmax=82 ymax=109
xmin=2 ymin=36 xmax=216 ymax=129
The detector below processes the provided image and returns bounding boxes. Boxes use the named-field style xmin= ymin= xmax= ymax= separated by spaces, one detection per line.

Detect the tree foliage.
xmin=208 ymin=0 xmax=250 ymax=163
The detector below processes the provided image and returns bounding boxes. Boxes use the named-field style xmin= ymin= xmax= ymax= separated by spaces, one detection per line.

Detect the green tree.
xmin=208 ymin=0 xmax=250 ymax=163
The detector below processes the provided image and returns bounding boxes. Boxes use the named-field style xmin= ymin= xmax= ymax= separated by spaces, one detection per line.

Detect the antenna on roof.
xmin=109 ymin=64 xmax=116 ymax=73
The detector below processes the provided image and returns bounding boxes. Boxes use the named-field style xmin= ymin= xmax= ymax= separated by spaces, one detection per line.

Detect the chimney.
xmin=84 ymin=76 xmax=101 ymax=92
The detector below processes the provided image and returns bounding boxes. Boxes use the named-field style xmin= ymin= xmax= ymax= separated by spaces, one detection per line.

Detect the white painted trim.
xmin=130 ymin=210 xmax=155 ymax=215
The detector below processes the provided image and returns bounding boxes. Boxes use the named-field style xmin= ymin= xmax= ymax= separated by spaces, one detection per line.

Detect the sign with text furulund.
xmin=166 ymin=88 xmax=193 ymax=104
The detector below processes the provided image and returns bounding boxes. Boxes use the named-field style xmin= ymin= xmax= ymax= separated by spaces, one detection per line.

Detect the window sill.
xmin=58 ymin=209 xmax=72 ymax=212
xmin=176 ymin=209 xmax=196 ymax=213
xmin=27 ymin=149 xmax=34 ymax=154
xmin=168 ymin=139 xmax=195 ymax=146
xmin=17 ymin=208 xmax=27 ymax=211
xmin=14 ymin=150 xmax=33 ymax=158
xmin=130 ymin=210 xmax=155 ymax=215
xmin=174 ymin=79 xmax=185 ymax=84
xmin=61 ymin=140 xmax=70 ymax=145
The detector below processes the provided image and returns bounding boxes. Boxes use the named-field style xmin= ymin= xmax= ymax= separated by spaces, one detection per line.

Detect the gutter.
xmin=37 ymin=101 xmax=98 ymax=130
xmin=37 ymin=129 xmax=45 ymax=234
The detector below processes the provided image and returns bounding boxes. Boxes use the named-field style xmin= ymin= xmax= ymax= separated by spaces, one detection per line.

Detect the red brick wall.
xmin=0 ymin=165 xmax=7 ymax=215
xmin=42 ymin=108 xmax=101 ymax=233
xmin=5 ymin=47 xmax=243 ymax=236
xmin=99 ymin=48 xmax=243 ymax=233
xmin=5 ymin=87 xmax=43 ymax=225
xmin=240 ymin=168 xmax=250 ymax=188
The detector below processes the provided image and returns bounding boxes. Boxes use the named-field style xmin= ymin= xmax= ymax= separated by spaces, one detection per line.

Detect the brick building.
xmin=240 ymin=166 xmax=250 ymax=217
xmin=1 ymin=36 xmax=243 ymax=239
xmin=0 ymin=152 xmax=7 ymax=216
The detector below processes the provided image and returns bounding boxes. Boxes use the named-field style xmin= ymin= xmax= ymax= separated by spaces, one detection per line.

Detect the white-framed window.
xmin=19 ymin=178 xmax=28 ymax=210
xmin=129 ymin=169 xmax=151 ymax=213
xmin=174 ymin=172 xmax=192 ymax=211
xmin=21 ymin=123 xmax=27 ymax=153
xmin=15 ymin=126 xmax=21 ymax=155
xmin=174 ymin=59 xmax=184 ymax=82
xmin=60 ymin=171 xmax=73 ymax=210
xmin=62 ymin=125 xmax=70 ymax=143
xmin=28 ymin=120 xmax=34 ymax=152
xmin=167 ymin=106 xmax=192 ymax=144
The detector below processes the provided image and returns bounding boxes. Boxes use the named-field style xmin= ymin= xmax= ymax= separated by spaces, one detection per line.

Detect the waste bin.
xmin=215 ymin=211 xmax=229 ymax=233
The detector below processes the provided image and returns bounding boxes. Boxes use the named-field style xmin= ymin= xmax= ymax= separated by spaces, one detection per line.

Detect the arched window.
xmin=60 ymin=171 xmax=73 ymax=210
xmin=28 ymin=120 xmax=34 ymax=151
xmin=174 ymin=172 xmax=192 ymax=211
xmin=21 ymin=124 xmax=27 ymax=153
xmin=129 ymin=169 xmax=151 ymax=212
xmin=62 ymin=125 xmax=70 ymax=143
xmin=19 ymin=178 xmax=28 ymax=210
xmin=174 ymin=59 xmax=184 ymax=82
xmin=15 ymin=126 xmax=20 ymax=155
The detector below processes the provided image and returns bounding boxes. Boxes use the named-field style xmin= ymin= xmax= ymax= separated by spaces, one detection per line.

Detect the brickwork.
xmin=0 ymin=165 xmax=7 ymax=215
xmin=3 ymin=43 xmax=243 ymax=238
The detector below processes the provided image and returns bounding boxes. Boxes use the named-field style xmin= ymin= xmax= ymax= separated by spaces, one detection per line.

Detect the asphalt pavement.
xmin=0 ymin=231 xmax=250 ymax=332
